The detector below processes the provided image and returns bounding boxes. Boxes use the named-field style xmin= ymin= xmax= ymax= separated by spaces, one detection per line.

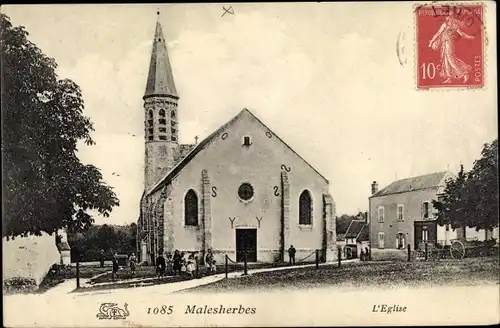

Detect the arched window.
xmin=158 ymin=109 xmax=166 ymax=125
xmin=299 ymin=190 xmax=312 ymax=225
xmin=148 ymin=110 xmax=154 ymax=127
xmin=184 ymin=189 xmax=198 ymax=226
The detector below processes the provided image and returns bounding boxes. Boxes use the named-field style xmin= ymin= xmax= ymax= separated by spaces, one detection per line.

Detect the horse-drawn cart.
xmin=416 ymin=238 xmax=498 ymax=260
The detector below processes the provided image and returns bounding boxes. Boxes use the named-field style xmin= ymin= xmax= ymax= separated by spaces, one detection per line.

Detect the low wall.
xmin=371 ymin=248 xmax=408 ymax=261
xmin=3 ymin=232 xmax=61 ymax=286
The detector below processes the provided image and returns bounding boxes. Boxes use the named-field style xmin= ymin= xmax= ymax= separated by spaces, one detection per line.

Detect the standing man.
xmin=205 ymin=249 xmax=214 ymax=275
xmin=288 ymin=245 xmax=296 ymax=265
xmin=111 ymin=252 xmax=119 ymax=280
xmin=129 ymin=253 xmax=137 ymax=275
xmin=99 ymin=249 xmax=105 ymax=268
xmin=156 ymin=251 xmax=166 ymax=278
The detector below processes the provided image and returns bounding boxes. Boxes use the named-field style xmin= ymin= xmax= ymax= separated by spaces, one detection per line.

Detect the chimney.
xmin=371 ymin=181 xmax=378 ymax=195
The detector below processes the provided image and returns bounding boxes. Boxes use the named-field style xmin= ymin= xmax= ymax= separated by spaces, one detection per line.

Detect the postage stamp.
xmin=416 ymin=3 xmax=485 ymax=89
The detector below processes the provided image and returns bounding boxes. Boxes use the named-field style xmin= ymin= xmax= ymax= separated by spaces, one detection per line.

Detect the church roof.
xmin=144 ymin=13 xmax=178 ymax=99
xmin=370 ymin=171 xmax=453 ymax=198
xmin=148 ymin=108 xmax=329 ymax=195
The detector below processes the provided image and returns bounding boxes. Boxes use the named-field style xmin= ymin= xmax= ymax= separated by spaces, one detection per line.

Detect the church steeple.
xmin=143 ymin=11 xmax=180 ymax=192
xmin=144 ymin=11 xmax=178 ymax=100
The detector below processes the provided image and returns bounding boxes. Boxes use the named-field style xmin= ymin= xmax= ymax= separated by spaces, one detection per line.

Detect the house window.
xmin=171 ymin=111 xmax=176 ymax=118
xmin=184 ymin=189 xmax=198 ymax=226
xmin=299 ymin=190 xmax=312 ymax=225
xmin=159 ymin=135 xmax=167 ymax=140
xmin=171 ymin=136 xmax=177 ymax=142
xmin=243 ymin=136 xmax=251 ymax=146
xmin=171 ymin=121 xmax=177 ymax=126
xmin=422 ymin=201 xmax=430 ymax=219
xmin=148 ymin=136 xmax=154 ymax=141
xmin=148 ymin=128 xmax=154 ymax=135
xmin=159 ymin=119 xmax=166 ymax=125
xmin=378 ymin=232 xmax=385 ymax=249
xmin=378 ymin=206 xmax=385 ymax=222
xmin=397 ymin=204 xmax=404 ymax=221
xmin=171 ymin=128 xmax=177 ymax=134
xmin=159 ymin=109 xmax=165 ymax=118
xmin=159 ymin=127 xmax=166 ymax=133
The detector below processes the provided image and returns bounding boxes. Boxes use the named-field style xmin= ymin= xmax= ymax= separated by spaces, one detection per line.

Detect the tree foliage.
xmin=1 ymin=14 xmax=119 ymax=238
xmin=433 ymin=139 xmax=499 ymax=232
xmin=68 ymin=224 xmax=137 ymax=261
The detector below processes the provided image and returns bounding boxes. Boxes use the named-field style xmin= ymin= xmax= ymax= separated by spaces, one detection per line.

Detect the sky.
xmin=3 ymin=3 xmax=498 ymax=224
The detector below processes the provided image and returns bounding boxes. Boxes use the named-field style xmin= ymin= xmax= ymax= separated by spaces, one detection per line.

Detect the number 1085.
xmin=147 ymin=305 xmax=174 ymax=315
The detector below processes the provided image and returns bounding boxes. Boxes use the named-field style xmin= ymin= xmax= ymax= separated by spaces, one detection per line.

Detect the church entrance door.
xmin=236 ymin=229 xmax=257 ymax=262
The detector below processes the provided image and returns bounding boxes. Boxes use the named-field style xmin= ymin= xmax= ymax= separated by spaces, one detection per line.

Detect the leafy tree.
xmin=336 ymin=214 xmax=356 ymax=234
xmin=433 ymin=164 xmax=468 ymax=229
xmin=433 ymin=139 xmax=499 ymax=234
xmin=1 ymin=14 xmax=119 ymax=238
xmin=67 ymin=223 xmax=137 ymax=261
xmin=463 ymin=139 xmax=498 ymax=231
xmin=95 ymin=224 xmax=118 ymax=252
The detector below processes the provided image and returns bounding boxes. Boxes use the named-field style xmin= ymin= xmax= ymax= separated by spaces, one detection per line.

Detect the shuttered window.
xmin=378 ymin=206 xmax=385 ymax=222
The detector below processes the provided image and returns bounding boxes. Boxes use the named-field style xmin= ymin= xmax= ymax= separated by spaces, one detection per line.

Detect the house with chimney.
xmin=368 ymin=171 xmax=500 ymax=260
xmin=368 ymin=172 xmax=457 ymax=260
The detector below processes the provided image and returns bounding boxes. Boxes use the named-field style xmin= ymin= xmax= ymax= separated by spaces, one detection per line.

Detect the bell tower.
xmin=143 ymin=11 xmax=180 ymax=192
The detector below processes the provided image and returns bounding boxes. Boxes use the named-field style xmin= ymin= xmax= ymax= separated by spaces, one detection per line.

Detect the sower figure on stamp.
xmin=288 ymin=245 xmax=296 ymax=265
xmin=428 ymin=10 xmax=475 ymax=84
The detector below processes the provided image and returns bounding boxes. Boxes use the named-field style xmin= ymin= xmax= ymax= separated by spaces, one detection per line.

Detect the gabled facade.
xmin=344 ymin=220 xmax=369 ymax=259
xmin=136 ymin=14 xmax=336 ymax=264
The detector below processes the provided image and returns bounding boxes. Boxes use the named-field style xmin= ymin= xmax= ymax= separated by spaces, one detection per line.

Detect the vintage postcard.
xmin=2 ymin=2 xmax=498 ymax=327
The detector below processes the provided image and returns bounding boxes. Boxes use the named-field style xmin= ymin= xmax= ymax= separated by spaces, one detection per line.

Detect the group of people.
xmin=102 ymin=249 xmax=137 ymax=280
xmin=360 ymin=247 xmax=370 ymax=261
xmin=155 ymin=249 xmax=217 ymax=278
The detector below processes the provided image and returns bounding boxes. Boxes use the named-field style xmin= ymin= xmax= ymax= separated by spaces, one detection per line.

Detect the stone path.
xmin=43 ymin=277 xmax=91 ymax=296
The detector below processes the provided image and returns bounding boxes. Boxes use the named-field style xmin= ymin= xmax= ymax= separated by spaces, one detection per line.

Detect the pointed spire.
xmin=144 ymin=11 xmax=178 ymax=99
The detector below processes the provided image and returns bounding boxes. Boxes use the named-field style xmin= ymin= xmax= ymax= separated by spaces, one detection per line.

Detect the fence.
xmin=404 ymin=240 xmax=499 ymax=262
xmin=223 ymin=249 xmax=344 ymax=278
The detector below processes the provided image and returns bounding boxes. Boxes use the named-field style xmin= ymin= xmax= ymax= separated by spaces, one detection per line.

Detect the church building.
xmin=137 ymin=14 xmax=337 ymax=264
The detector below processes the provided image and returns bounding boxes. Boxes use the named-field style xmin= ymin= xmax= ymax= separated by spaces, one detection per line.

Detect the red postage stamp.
xmin=416 ymin=3 xmax=485 ymax=89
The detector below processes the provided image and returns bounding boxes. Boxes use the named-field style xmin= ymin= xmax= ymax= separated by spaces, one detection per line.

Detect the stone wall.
xmin=370 ymin=248 xmax=408 ymax=261
xmin=3 ymin=232 xmax=61 ymax=286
